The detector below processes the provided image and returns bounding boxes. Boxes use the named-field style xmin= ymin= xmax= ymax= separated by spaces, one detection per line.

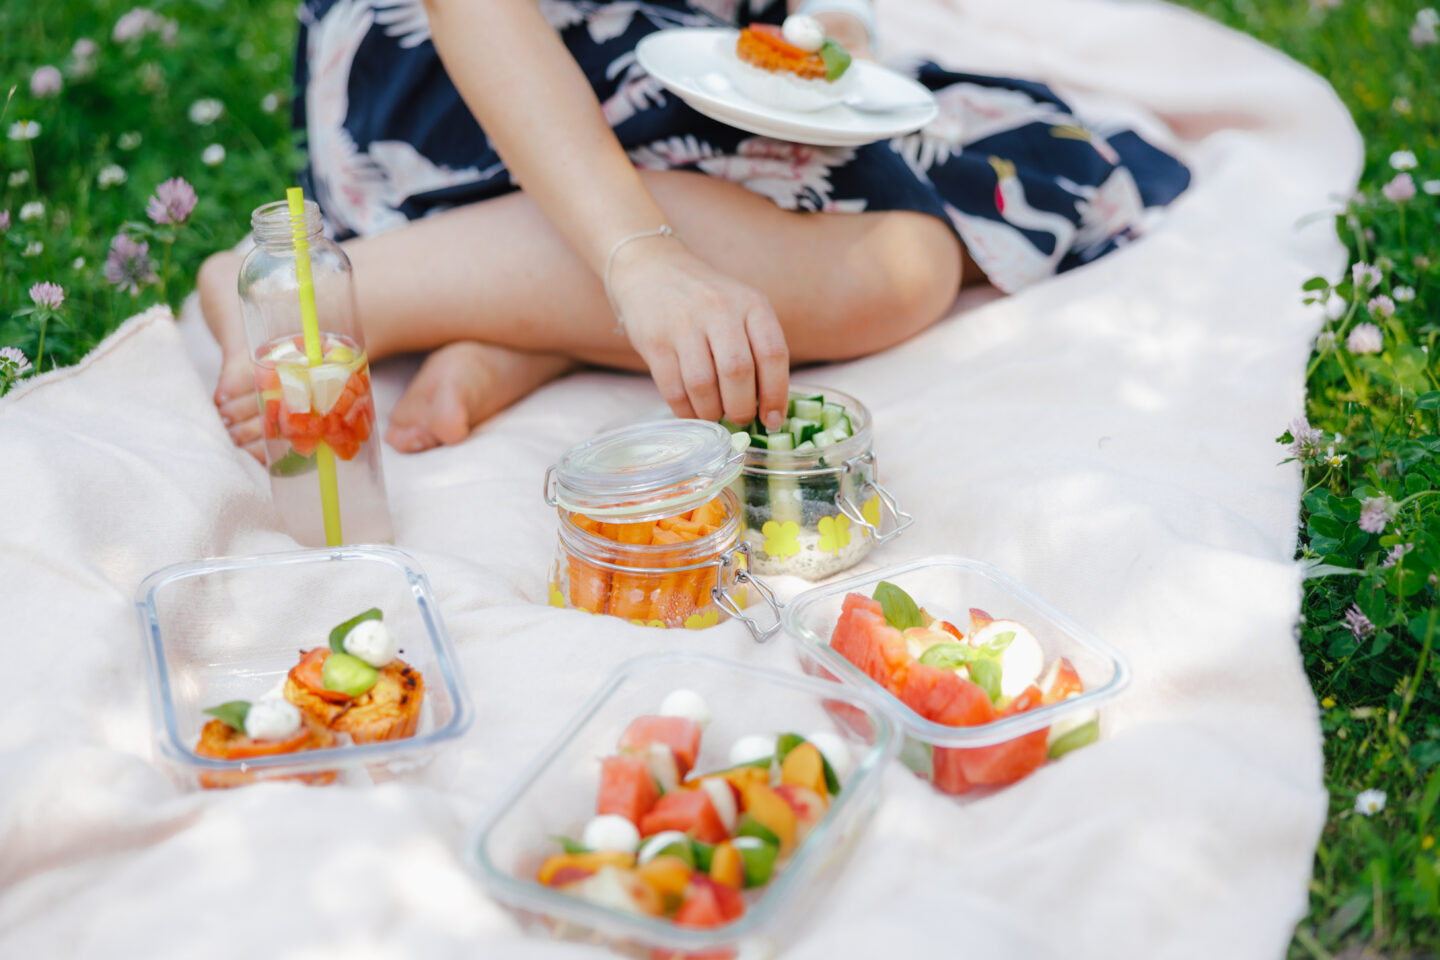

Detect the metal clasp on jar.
xmin=710 ymin=541 xmax=784 ymax=642
xmin=836 ymin=451 xmax=913 ymax=544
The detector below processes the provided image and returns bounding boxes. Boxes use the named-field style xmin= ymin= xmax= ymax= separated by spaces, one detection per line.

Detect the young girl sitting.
xmin=199 ymin=0 xmax=1189 ymax=461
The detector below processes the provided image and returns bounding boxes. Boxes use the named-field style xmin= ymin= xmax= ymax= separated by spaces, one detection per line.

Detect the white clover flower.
xmin=1393 ymin=97 xmax=1412 ymax=115
xmin=1346 ymin=322 xmax=1383 ymax=355
xmin=7 ymin=169 xmax=28 ymax=188
xmin=188 ymin=98 xmax=224 ymax=125
xmin=202 ymin=143 xmax=226 ymax=167
xmin=1315 ymin=330 xmax=1336 ymax=352
xmin=1394 ymin=286 xmax=1415 ymax=303
xmin=261 ymin=92 xmax=280 ymax=113
xmin=1358 ymin=496 xmax=1395 ymax=534
xmin=118 ymin=130 xmax=142 ymax=151
xmin=1389 ymin=149 xmax=1418 ymax=171
xmin=1421 ymin=8 xmax=1440 ymax=28
xmin=0 ymin=346 xmax=31 ymax=377
xmin=1368 ymin=295 xmax=1395 ymax=319
xmin=19 ymin=201 xmax=45 ymax=222
xmin=30 ymin=65 xmax=63 ymax=98
xmin=1425 ymin=180 xmax=1440 ymax=196
xmin=72 ymin=257 xmax=86 ymax=270
xmin=8 ymin=120 xmax=41 ymax=141
xmin=97 ymin=164 xmax=127 ymax=188
xmin=1351 ymin=262 xmax=1382 ymax=291
xmin=1354 ymin=789 xmax=1386 ymax=816
xmin=22 ymin=241 xmax=43 ymax=258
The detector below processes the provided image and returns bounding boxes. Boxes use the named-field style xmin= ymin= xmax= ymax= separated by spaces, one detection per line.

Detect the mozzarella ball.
xmin=342 ymin=619 xmax=399 ymax=668
xmin=582 ymin=814 xmax=641 ymax=855
xmin=243 ymin=698 xmax=302 ymax=741
xmin=659 ymin=688 xmax=712 ymax=729
xmin=781 ymin=14 xmax=826 ymax=53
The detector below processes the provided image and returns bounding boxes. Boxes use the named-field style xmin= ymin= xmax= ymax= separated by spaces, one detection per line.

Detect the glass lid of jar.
xmin=546 ymin=420 xmax=745 ymax=521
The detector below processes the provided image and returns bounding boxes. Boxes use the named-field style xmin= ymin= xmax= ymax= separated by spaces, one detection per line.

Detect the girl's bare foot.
xmin=385 ymin=341 xmax=576 ymax=453
xmin=197 ymin=250 xmax=267 ymax=463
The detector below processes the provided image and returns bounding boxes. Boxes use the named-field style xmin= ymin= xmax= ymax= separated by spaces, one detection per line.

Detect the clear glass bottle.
xmin=238 ymin=200 xmax=393 ymax=547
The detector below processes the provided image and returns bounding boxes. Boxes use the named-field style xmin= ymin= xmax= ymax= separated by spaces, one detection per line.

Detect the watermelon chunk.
xmin=931 ymin=746 xmax=974 ymax=795
xmin=598 ymin=753 xmax=660 ymax=825
xmin=957 ymin=684 xmax=1049 ymax=786
xmin=619 ymin=716 xmax=702 ymax=777
xmin=674 ymin=873 xmax=746 ymax=928
xmin=639 ymin=789 xmax=729 ymax=844
xmin=829 ymin=593 xmax=910 ymax=695
xmin=897 ymin=663 xmax=996 ymax=727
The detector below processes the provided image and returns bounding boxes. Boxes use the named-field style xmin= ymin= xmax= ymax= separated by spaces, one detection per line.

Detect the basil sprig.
xmin=204 ymin=700 xmax=251 ymax=734
xmin=328 ymin=607 xmax=383 ymax=653
xmin=873 ymin=581 xmax=922 ymax=631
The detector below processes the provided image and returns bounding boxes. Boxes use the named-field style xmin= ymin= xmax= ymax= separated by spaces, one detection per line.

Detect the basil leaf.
xmin=873 ymin=581 xmax=922 ymax=631
xmin=969 ymin=659 xmax=1003 ymax=702
xmin=329 ymin=607 xmax=383 ymax=653
xmin=978 ymin=630 xmax=1015 ymax=658
xmin=819 ymin=39 xmax=851 ymax=81
xmin=551 ymin=834 xmax=590 ymax=854
xmin=775 ymin=732 xmax=805 ymax=765
xmin=204 ymin=700 xmax=251 ymax=734
xmin=269 ymin=449 xmax=317 ymax=477
xmin=918 ymin=642 xmax=974 ymax=670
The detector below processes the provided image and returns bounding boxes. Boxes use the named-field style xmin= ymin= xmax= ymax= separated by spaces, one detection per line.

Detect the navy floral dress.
xmin=295 ymin=0 xmax=1191 ymax=292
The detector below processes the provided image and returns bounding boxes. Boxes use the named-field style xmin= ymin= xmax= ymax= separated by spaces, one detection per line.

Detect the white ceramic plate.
xmin=635 ymin=28 xmax=939 ymax=147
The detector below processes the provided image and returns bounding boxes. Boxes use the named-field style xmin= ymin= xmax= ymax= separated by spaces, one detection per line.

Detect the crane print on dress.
xmin=305 ymin=0 xmax=493 ymax=237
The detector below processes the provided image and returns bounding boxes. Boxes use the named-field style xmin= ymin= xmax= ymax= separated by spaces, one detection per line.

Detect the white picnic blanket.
xmin=0 ymin=0 xmax=1359 ymax=957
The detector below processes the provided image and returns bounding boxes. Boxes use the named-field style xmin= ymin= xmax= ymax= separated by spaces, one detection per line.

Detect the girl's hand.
xmin=609 ymin=239 xmax=790 ymax=429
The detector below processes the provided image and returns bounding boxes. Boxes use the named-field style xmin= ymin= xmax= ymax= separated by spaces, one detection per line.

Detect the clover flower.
xmin=104 ymin=234 xmax=158 ymax=295
xmin=1344 ymin=605 xmax=1374 ymax=639
xmin=29 ymin=282 xmax=65 ymax=310
xmin=0 ymin=347 xmax=32 ymax=377
xmin=1389 ymin=149 xmax=1418 ymax=171
xmin=1393 ymin=97 xmax=1412 ymax=115
xmin=145 ymin=176 xmax=197 ymax=225
xmin=1351 ymin=262 xmax=1381 ymax=291
xmin=8 ymin=120 xmax=41 ymax=141
xmin=1414 ymin=8 xmax=1439 ymax=45
xmin=71 ymin=257 xmax=85 ymax=270
xmin=1368 ymin=295 xmax=1395 ymax=319
xmin=8 ymin=169 xmax=28 ymax=188
xmin=1358 ymin=496 xmax=1395 ymax=534
xmin=1322 ymin=291 xmax=1346 ymax=320
xmin=1346 ymin=322 xmax=1383 ymax=355
xmin=72 ymin=38 xmax=98 ymax=60
xmin=22 ymin=241 xmax=42 ymax=258
xmin=1382 ymin=543 xmax=1414 ymax=569
xmin=0 ymin=210 xmax=9 ymax=233
xmin=97 ymin=164 xmax=127 ymax=188
xmin=261 ymin=92 xmax=280 ymax=114
xmin=1354 ymin=789 xmax=1386 ymax=816
xmin=1315 ymin=330 xmax=1336 ymax=352
xmin=30 ymin=66 xmax=62 ymax=98
xmin=113 ymin=7 xmax=161 ymax=43
xmin=118 ymin=131 xmax=142 ymax=151
xmin=1382 ymin=173 xmax=1416 ymax=203
xmin=188 ymin=98 xmax=224 ymax=125
xmin=19 ymin=201 xmax=44 ymax=222
xmin=1393 ymin=286 xmax=1414 ymax=303
xmin=202 ymin=144 xmax=226 ymax=167
xmin=1287 ymin=416 xmax=1325 ymax=459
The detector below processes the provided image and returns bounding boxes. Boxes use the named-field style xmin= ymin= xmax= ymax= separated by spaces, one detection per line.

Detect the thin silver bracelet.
xmin=603 ymin=224 xmax=679 ymax=331
xmin=797 ymin=0 xmax=879 ymax=51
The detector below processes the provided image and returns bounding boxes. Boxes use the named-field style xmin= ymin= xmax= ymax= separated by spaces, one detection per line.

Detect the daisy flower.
xmin=8 ymin=120 xmax=41 ymax=141
xmin=1354 ymin=789 xmax=1385 ymax=816
xmin=202 ymin=144 xmax=226 ymax=167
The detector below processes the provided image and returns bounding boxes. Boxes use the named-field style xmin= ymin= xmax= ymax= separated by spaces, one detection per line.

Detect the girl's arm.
xmin=422 ymin=0 xmax=789 ymax=429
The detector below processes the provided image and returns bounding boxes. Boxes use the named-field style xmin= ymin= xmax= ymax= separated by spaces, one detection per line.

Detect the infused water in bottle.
xmin=238 ymin=199 xmax=393 ymax=546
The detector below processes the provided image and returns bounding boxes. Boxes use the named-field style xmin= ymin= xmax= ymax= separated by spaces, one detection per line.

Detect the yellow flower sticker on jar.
xmin=720 ymin=386 xmax=912 ymax=580
xmin=543 ymin=420 xmax=781 ymax=640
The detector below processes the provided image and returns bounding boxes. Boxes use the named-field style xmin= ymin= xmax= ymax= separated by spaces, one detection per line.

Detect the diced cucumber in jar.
xmin=794 ymin=440 xmax=817 ymax=452
xmin=791 ymin=398 xmax=824 ymax=422
xmin=789 ymin=420 xmax=821 ymax=445
xmin=820 ymin=402 xmax=846 ymax=430
xmin=766 ymin=433 xmax=794 ymax=452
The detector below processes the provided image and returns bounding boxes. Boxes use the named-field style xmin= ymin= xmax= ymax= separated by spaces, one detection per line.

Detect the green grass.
xmin=3 ymin=0 xmax=1439 ymax=953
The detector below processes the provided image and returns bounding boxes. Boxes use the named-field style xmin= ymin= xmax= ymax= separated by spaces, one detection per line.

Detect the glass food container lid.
xmin=545 ymin=419 xmax=745 ymax=521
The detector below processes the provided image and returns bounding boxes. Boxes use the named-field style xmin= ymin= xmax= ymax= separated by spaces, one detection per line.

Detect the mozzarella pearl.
xmin=728 ymin=734 xmax=777 ymax=767
xmin=804 ymin=730 xmax=851 ymax=781
xmin=781 ymin=14 xmax=826 ymax=53
xmin=658 ymin=688 xmax=712 ymax=729
xmin=243 ymin=698 xmax=302 ymax=741
xmin=342 ymin=619 xmax=399 ymax=668
xmin=582 ymin=814 xmax=641 ymax=855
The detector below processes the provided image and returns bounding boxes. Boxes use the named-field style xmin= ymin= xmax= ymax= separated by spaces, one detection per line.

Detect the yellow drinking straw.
xmin=286 ymin=186 xmax=343 ymax=547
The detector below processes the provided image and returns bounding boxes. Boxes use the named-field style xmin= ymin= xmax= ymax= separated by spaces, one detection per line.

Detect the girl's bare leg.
xmin=199 ymin=169 xmax=965 ymax=456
